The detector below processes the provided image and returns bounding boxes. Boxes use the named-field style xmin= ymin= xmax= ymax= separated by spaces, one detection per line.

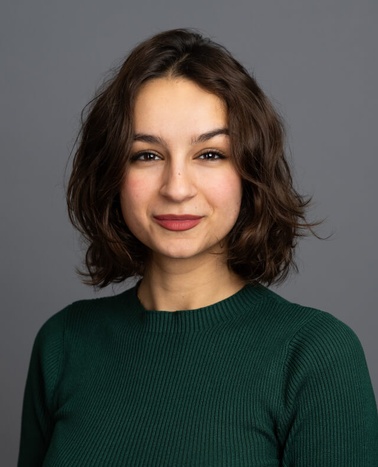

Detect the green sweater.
xmin=18 ymin=284 xmax=378 ymax=466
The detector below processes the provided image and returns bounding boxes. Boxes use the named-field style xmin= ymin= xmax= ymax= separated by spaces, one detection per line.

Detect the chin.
xmin=160 ymin=250 xmax=201 ymax=260
xmin=153 ymin=244 xmax=223 ymax=262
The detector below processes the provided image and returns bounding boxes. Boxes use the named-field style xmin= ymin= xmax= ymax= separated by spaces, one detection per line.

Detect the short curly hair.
xmin=67 ymin=28 xmax=314 ymax=288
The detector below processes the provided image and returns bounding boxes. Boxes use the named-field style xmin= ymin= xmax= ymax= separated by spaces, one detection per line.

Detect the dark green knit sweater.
xmin=18 ymin=284 xmax=378 ymax=466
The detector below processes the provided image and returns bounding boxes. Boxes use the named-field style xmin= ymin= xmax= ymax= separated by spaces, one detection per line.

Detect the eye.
xmin=197 ymin=151 xmax=226 ymax=161
xmin=131 ymin=151 xmax=162 ymax=162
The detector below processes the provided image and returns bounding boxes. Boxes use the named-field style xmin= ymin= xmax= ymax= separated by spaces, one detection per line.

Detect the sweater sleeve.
xmin=281 ymin=312 xmax=378 ymax=466
xmin=18 ymin=311 xmax=65 ymax=467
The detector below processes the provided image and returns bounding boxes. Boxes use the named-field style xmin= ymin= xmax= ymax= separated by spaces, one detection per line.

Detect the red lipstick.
xmin=153 ymin=214 xmax=202 ymax=231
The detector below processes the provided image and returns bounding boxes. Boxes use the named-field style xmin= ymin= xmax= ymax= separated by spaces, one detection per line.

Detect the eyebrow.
xmin=133 ymin=128 xmax=229 ymax=145
xmin=191 ymin=128 xmax=229 ymax=144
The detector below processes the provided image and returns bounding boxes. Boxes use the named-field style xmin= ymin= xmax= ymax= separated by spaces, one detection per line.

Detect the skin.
xmin=120 ymin=77 xmax=245 ymax=311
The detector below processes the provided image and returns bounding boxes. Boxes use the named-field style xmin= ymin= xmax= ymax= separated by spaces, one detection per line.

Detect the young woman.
xmin=18 ymin=29 xmax=378 ymax=466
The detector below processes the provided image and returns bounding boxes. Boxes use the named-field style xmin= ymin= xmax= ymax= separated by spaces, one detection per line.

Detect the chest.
xmin=45 ymin=329 xmax=285 ymax=466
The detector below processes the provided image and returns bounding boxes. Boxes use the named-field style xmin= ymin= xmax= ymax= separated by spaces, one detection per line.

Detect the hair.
xmin=67 ymin=28 xmax=315 ymax=288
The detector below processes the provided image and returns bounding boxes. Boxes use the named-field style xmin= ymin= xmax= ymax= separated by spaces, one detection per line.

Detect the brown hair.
xmin=67 ymin=28 xmax=314 ymax=287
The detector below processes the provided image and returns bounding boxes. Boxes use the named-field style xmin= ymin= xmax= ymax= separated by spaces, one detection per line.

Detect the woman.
xmin=18 ymin=29 xmax=378 ymax=466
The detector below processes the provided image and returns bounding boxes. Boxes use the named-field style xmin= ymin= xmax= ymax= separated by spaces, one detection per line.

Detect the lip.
xmin=153 ymin=214 xmax=203 ymax=231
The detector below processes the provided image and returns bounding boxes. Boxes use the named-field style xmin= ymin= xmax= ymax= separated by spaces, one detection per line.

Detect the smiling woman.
xmin=122 ymin=77 xmax=244 ymax=311
xmin=18 ymin=29 xmax=378 ymax=466
xmin=120 ymin=77 xmax=243 ymax=304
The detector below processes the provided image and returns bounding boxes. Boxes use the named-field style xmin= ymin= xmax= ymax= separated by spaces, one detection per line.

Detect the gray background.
xmin=1 ymin=0 xmax=377 ymax=464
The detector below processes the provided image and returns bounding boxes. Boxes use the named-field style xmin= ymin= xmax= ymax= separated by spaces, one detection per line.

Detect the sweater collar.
xmin=120 ymin=283 xmax=266 ymax=333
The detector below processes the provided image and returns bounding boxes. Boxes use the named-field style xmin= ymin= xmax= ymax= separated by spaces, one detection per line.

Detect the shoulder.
xmin=286 ymin=305 xmax=364 ymax=365
xmin=245 ymin=285 xmax=359 ymax=349
xmin=248 ymin=286 xmax=371 ymax=380
xmin=258 ymin=290 xmax=375 ymax=408
xmin=35 ymin=286 xmax=137 ymax=346
xmin=256 ymin=286 xmax=360 ymax=342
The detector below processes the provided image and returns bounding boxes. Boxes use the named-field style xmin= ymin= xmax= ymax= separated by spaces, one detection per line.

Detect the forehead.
xmin=133 ymin=77 xmax=227 ymax=136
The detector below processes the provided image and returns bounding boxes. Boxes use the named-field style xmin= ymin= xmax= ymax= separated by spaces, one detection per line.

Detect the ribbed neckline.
xmin=120 ymin=283 xmax=267 ymax=333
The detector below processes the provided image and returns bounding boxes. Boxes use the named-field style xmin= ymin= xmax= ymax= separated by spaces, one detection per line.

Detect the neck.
xmin=137 ymin=254 xmax=245 ymax=312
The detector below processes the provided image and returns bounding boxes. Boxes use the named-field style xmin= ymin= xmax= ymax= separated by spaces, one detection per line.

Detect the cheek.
xmin=119 ymin=175 xmax=149 ymax=226
xmin=121 ymin=175 xmax=147 ymax=206
xmin=214 ymin=173 xmax=243 ymax=212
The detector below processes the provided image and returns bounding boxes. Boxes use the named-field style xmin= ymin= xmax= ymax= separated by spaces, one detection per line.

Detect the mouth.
xmin=153 ymin=214 xmax=203 ymax=231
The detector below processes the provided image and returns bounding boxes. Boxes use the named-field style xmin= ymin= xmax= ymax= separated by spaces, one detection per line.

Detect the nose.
xmin=159 ymin=161 xmax=197 ymax=202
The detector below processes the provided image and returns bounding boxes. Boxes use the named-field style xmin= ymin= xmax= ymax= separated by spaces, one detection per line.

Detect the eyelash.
xmin=131 ymin=150 xmax=227 ymax=162
xmin=197 ymin=151 xmax=226 ymax=160
xmin=131 ymin=152 xmax=161 ymax=162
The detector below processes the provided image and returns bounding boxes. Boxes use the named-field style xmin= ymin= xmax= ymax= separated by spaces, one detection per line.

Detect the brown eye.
xmin=198 ymin=151 xmax=226 ymax=160
xmin=131 ymin=152 xmax=162 ymax=162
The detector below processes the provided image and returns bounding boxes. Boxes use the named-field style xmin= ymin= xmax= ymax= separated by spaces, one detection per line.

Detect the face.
xmin=120 ymin=77 xmax=242 ymax=264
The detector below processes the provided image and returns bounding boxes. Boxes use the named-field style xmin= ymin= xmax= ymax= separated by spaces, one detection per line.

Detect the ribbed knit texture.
xmin=18 ymin=285 xmax=378 ymax=466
